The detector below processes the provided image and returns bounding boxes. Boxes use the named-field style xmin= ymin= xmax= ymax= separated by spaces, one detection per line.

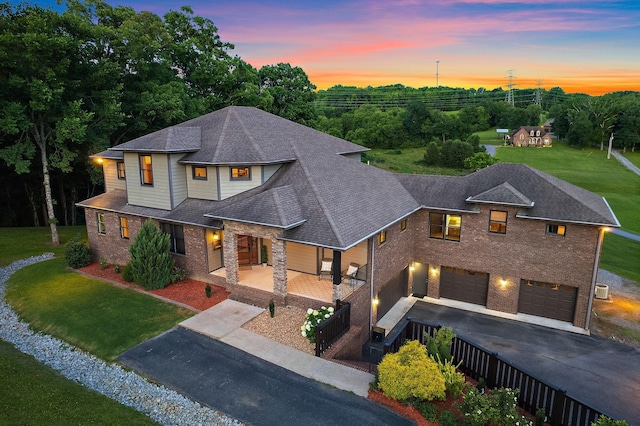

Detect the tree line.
xmin=1 ymin=0 xmax=638 ymax=240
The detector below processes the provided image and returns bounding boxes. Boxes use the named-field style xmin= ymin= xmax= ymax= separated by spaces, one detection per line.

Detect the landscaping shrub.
xmin=128 ymin=220 xmax=173 ymax=290
xmin=205 ymin=284 xmax=211 ymax=298
xmin=592 ymin=416 xmax=629 ymax=426
xmin=121 ymin=263 xmax=134 ymax=282
xmin=414 ymin=400 xmax=438 ymax=422
xmin=425 ymin=326 xmax=455 ymax=362
xmin=99 ymin=257 xmax=108 ymax=270
xmin=65 ymin=237 xmax=91 ymax=268
xmin=301 ymin=306 xmax=334 ymax=344
xmin=438 ymin=410 xmax=460 ymax=426
xmin=169 ymin=265 xmax=187 ymax=283
xmin=437 ymin=355 xmax=466 ymax=398
xmin=461 ymin=387 xmax=532 ymax=426
xmin=377 ymin=340 xmax=446 ymax=401
xmin=268 ymin=299 xmax=275 ymax=317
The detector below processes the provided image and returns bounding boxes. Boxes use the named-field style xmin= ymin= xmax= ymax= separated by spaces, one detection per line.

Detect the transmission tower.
xmin=534 ymin=80 xmax=543 ymax=106
xmin=436 ymin=60 xmax=440 ymax=87
xmin=505 ymin=70 xmax=516 ymax=106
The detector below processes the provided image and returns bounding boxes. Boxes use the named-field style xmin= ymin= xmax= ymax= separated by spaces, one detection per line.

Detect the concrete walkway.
xmin=611 ymin=149 xmax=640 ymax=176
xmin=180 ymin=299 xmax=374 ymax=397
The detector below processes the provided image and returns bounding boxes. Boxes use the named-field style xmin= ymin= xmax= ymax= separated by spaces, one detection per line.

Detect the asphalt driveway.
xmin=404 ymin=301 xmax=640 ymax=423
xmin=119 ymin=327 xmax=412 ymax=426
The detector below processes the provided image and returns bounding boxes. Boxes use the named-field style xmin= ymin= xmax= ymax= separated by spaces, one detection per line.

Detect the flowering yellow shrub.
xmin=378 ymin=340 xmax=446 ymax=401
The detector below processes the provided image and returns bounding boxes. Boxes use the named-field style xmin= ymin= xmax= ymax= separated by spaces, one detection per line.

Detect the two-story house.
xmin=79 ymin=106 xmax=618 ymax=358
xmin=511 ymin=126 xmax=552 ymax=147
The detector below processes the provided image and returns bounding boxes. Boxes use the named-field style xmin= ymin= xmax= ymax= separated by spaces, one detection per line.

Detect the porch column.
xmin=272 ymin=239 xmax=287 ymax=298
xmin=223 ymin=231 xmax=239 ymax=286
xmin=331 ymin=250 xmax=342 ymax=303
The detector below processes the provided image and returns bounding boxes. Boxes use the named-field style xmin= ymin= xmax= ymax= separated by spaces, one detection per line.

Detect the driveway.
xmin=404 ymin=301 xmax=640 ymax=423
xmin=119 ymin=327 xmax=412 ymax=426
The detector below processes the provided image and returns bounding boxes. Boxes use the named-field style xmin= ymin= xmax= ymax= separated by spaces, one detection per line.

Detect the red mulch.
xmin=77 ymin=262 xmax=229 ymax=311
xmin=368 ymin=389 xmax=466 ymax=425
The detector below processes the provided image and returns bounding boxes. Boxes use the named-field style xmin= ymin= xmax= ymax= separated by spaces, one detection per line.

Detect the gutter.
xmin=585 ymin=227 xmax=606 ymax=330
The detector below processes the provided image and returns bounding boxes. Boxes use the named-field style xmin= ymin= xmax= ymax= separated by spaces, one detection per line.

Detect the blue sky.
xmin=14 ymin=0 xmax=640 ymax=94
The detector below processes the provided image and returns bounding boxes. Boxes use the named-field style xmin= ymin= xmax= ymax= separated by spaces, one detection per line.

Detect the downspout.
xmin=369 ymin=239 xmax=376 ymax=333
xmin=585 ymin=227 xmax=606 ymax=330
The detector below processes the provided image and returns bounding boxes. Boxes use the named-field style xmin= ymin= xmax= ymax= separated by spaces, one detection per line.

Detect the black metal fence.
xmin=315 ymin=300 xmax=350 ymax=357
xmin=383 ymin=318 xmax=614 ymax=426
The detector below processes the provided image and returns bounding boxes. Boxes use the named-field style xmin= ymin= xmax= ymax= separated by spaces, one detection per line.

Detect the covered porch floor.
xmin=211 ymin=266 xmax=361 ymax=303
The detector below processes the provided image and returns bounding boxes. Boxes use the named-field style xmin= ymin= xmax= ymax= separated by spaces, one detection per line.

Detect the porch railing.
xmin=315 ymin=300 xmax=350 ymax=357
xmin=382 ymin=318 xmax=616 ymax=426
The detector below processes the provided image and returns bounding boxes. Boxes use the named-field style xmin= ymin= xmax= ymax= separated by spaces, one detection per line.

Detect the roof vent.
xmin=595 ymin=284 xmax=609 ymax=300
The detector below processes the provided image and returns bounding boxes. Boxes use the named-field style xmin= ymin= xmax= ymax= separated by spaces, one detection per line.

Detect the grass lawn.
xmin=474 ymin=128 xmax=506 ymax=145
xmin=5 ymin=257 xmax=194 ymax=361
xmin=0 ymin=225 xmax=87 ymax=267
xmin=365 ymin=148 xmax=467 ymax=175
xmin=0 ymin=340 xmax=157 ymax=425
xmin=622 ymin=150 xmax=640 ymax=168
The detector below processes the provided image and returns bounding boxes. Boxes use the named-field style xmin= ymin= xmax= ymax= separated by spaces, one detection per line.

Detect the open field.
xmin=474 ymin=128 xmax=506 ymax=145
xmin=365 ymin=148 xmax=467 ymax=175
xmin=0 ymin=226 xmax=87 ymax=267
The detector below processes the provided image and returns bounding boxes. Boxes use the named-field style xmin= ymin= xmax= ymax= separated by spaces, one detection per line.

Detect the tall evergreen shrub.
xmin=128 ymin=220 xmax=173 ymax=289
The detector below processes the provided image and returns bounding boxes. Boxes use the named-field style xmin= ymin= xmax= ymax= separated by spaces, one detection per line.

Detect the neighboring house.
xmin=511 ymin=126 xmax=552 ymax=147
xmin=79 ymin=106 xmax=618 ymax=358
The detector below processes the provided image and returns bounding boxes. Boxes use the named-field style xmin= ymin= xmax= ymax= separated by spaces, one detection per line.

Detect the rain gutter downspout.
xmin=369 ymin=239 xmax=376 ymax=334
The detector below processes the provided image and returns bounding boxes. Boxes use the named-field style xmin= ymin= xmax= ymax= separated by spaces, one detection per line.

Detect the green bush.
xmin=169 ymin=265 xmax=187 ymax=283
xmin=378 ymin=340 xmax=446 ymax=401
xmin=425 ymin=326 xmax=455 ymax=362
xmin=268 ymin=299 xmax=275 ymax=317
xmin=128 ymin=220 xmax=173 ymax=290
xmin=437 ymin=355 xmax=465 ymax=398
xmin=121 ymin=263 xmax=134 ymax=282
xmin=461 ymin=387 xmax=531 ymax=426
xmin=414 ymin=400 xmax=438 ymax=422
xmin=99 ymin=257 xmax=108 ymax=270
xmin=301 ymin=306 xmax=334 ymax=344
xmin=205 ymin=284 xmax=211 ymax=298
xmin=438 ymin=410 xmax=460 ymax=426
xmin=65 ymin=237 xmax=91 ymax=268
xmin=592 ymin=416 xmax=629 ymax=426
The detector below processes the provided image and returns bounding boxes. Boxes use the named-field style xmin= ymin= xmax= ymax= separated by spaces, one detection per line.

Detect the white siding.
xmin=262 ymin=164 xmax=281 ymax=183
xmin=103 ymin=159 xmax=126 ymax=192
xmin=187 ymin=166 xmax=219 ymax=200
xmin=219 ymin=165 xmax=262 ymax=200
xmin=169 ymin=153 xmax=187 ymax=208
xmin=124 ymin=152 xmax=171 ymax=210
xmin=287 ymin=242 xmax=318 ymax=274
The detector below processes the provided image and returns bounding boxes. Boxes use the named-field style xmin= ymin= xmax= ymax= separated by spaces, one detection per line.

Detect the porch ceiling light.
xmin=95 ymin=157 xmax=103 ymax=164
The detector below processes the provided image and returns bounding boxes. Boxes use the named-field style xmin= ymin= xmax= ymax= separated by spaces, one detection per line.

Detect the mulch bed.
xmin=77 ymin=262 xmax=229 ymax=311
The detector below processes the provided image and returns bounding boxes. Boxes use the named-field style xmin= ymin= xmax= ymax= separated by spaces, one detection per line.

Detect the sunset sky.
xmin=22 ymin=0 xmax=640 ymax=95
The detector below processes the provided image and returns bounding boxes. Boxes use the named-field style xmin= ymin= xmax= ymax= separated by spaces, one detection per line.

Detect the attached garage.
xmin=377 ymin=267 xmax=409 ymax=319
xmin=518 ymin=280 xmax=577 ymax=323
xmin=440 ymin=267 xmax=489 ymax=306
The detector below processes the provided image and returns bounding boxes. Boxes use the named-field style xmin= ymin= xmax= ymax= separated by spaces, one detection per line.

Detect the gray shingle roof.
xmin=466 ymin=182 xmax=534 ymax=207
xmin=110 ymin=127 xmax=202 ymax=153
xmin=397 ymin=163 xmax=619 ymax=227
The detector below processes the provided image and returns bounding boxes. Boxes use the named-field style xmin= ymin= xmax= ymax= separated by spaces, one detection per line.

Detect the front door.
xmin=411 ymin=262 xmax=428 ymax=297
xmin=237 ymin=235 xmax=259 ymax=266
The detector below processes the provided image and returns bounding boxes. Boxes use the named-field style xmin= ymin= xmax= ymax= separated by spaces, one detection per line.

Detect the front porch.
xmin=211 ymin=266 xmax=363 ymax=305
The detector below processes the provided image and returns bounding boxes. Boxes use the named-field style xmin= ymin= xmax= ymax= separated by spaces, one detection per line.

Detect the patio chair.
xmin=342 ymin=262 xmax=359 ymax=288
xmin=319 ymin=258 xmax=333 ymax=281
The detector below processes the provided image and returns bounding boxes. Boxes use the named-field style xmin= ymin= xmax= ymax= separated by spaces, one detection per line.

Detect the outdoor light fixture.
xmin=431 ymin=267 xmax=438 ymax=274
xmin=95 ymin=158 xmax=103 ymax=164
xmin=372 ymin=297 xmax=379 ymax=306
xmin=409 ymin=265 xmax=415 ymax=271
xmin=500 ymin=279 xmax=507 ymax=288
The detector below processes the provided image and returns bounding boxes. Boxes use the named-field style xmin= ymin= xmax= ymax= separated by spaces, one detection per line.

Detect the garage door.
xmin=440 ymin=267 xmax=489 ymax=306
xmin=518 ymin=280 xmax=577 ymax=323
xmin=377 ymin=267 xmax=408 ymax=320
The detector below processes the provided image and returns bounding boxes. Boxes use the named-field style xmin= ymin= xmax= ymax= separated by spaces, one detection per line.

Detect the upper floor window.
xmin=429 ymin=213 xmax=461 ymax=242
xmin=400 ymin=219 xmax=407 ymax=231
xmin=230 ymin=167 xmax=251 ymax=181
xmin=378 ymin=230 xmax=387 ymax=245
xmin=536 ymin=130 xmax=541 ymax=136
xmin=489 ymin=210 xmax=507 ymax=234
xmin=97 ymin=212 xmax=106 ymax=234
xmin=117 ymin=161 xmax=126 ymax=179
xmin=139 ymin=155 xmax=153 ymax=185
xmin=546 ymin=224 xmax=566 ymax=237
xmin=120 ymin=216 xmax=129 ymax=239
xmin=192 ymin=166 xmax=207 ymax=180
xmin=519 ymin=134 xmax=524 ymax=140
xmin=529 ymin=130 xmax=535 ymax=136
xmin=161 ymin=223 xmax=185 ymax=254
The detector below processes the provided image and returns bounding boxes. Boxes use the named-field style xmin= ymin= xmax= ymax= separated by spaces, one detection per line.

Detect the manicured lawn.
xmin=622 ymin=150 xmax=640 ymax=168
xmin=474 ymin=128 xmax=506 ymax=145
xmin=366 ymin=148 xmax=467 ymax=175
xmin=0 ymin=340 xmax=157 ymax=425
xmin=0 ymin=225 xmax=86 ymax=267
xmin=601 ymin=233 xmax=640 ymax=283
xmin=5 ymin=257 xmax=194 ymax=361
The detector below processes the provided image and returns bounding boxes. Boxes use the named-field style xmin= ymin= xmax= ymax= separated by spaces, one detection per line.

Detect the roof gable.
xmin=466 ymin=182 xmax=534 ymax=207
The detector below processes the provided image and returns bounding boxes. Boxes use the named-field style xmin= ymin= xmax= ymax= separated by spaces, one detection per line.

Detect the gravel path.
xmin=0 ymin=254 xmax=242 ymax=426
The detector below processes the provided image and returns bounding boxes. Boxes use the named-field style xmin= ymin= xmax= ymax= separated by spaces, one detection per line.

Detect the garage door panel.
xmin=518 ymin=280 xmax=576 ymax=323
xmin=440 ymin=267 xmax=488 ymax=306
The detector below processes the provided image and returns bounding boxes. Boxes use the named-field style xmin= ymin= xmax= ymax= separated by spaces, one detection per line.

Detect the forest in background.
xmin=1 ymin=0 xmax=639 ymax=235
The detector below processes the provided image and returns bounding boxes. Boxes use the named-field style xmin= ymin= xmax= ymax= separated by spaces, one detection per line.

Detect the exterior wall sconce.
xmin=372 ymin=297 xmax=379 ymax=306
xmin=95 ymin=158 xmax=103 ymax=164
xmin=500 ymin=279 xmax=507 ymax=288
xmin=431 ymin=267 xmax=438 ymax=275
xmin=409 ymin=265 xmax=415 ymax=271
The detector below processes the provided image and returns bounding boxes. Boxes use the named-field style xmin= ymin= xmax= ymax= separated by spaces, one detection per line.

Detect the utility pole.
xmin=607 ymin=133 xmax=614 ymax=159
xmin=436 ymin=60 xmax=440 ymax=87
xmin=505 ymin=70 xmax=515 ymax=106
